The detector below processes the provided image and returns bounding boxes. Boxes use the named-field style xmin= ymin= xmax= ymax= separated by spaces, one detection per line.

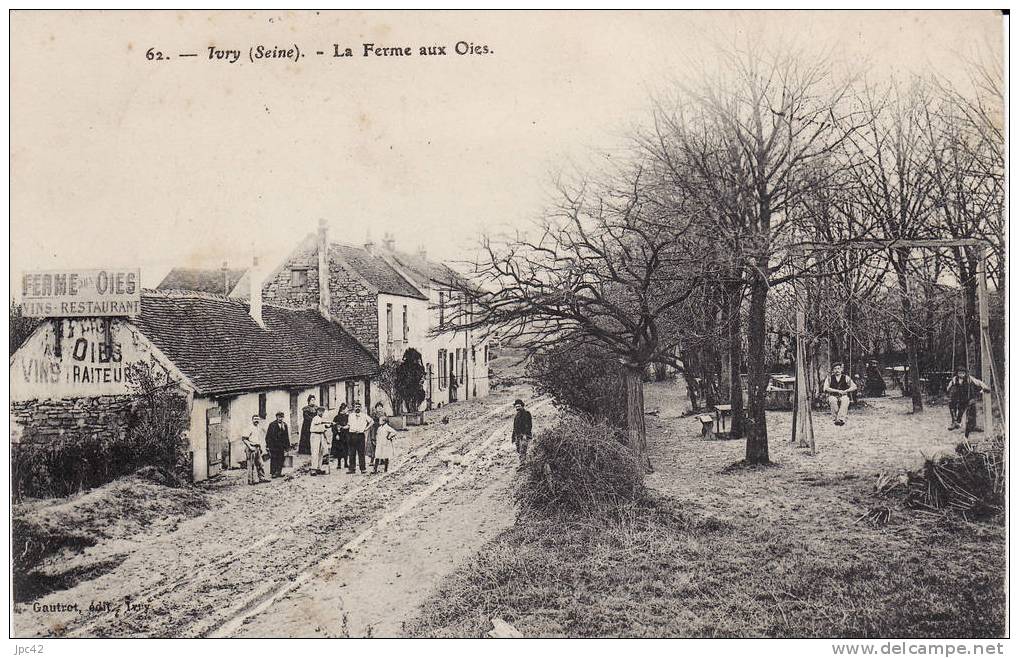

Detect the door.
xmin=206 ymin=406 xmax=224 ymax=477
xmin=289 ymin=391 xmax=300 ymax=442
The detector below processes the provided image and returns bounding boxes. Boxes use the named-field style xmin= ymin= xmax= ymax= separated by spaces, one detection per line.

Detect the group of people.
xmin=822 ymin=361 xmax=990 ymax=436
xmin=237 ymin=395 xmax=537 ymax=485
xmin=237 ymin=395 xmax=403 ymax=485
xmin=300 ymin=395 xmax=400 ymax=476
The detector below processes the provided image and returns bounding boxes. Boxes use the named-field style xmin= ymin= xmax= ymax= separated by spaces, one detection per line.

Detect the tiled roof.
xmin=133 ymin=292 xmax=378 ymax=395
xmin=332 ymin=243 xmax=427 ymax=299
xmin=388 ymin=250 xmax=468 ymax=290
xmin=157 ymin=267 xmax=247 ymax=295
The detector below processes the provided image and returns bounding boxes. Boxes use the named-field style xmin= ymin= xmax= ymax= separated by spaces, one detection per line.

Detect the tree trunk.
xmin=623 ymin=366 xmax=651 ymax=472
xmin=680 ymin=349 xmax=701 ymax=412
xmin=893 ymin=252 xmax=924 ymax=413
xmin=745 ymin=270 xmax=770 ymax=464
xmin=723 ymin=282 xmax=745 ymax=440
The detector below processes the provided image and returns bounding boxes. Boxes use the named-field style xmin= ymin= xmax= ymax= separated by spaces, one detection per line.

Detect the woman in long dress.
xmin=299 ymin=395 xmax=317 ymax=455
xmin=366 ymin=401 xmax=386 ymax=462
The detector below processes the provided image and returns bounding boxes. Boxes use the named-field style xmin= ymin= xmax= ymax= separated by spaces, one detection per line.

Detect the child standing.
xmin=372 ymin=416 xmax=399 ymax=474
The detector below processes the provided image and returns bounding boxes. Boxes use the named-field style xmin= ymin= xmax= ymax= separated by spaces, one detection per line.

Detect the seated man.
xmin=946 ymin=367 xmax=992 ymax=437
xmin=823 ymin=363 xmax=857 ymax=427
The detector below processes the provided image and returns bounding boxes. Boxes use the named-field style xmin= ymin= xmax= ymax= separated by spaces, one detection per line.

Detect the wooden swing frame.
xmin=788 ymin=238 xmax=998 ymax=453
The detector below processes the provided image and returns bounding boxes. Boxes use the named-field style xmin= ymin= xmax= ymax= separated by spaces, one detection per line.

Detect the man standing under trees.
xmin=947 ymin=367 xmax=992 ymax=437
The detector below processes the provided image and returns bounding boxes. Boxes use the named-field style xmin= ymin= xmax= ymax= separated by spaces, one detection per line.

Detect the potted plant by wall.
xmin=395 ymin=348 xmax=427 ymax=426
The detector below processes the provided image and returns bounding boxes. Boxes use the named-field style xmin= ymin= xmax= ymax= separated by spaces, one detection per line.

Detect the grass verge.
xmin=409 ymin=496 xmax=1003 ymax=638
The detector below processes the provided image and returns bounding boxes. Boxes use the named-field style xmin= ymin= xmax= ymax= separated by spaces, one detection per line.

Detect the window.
xmin=437 ymin=349 xmax=447 ymax=388
xmin=386 ymin=303 xmax=393 ymax=344
xmin=291 ymin=268 xmax=309 ymax=288
xmin=258 ymin=393 xmax=267 ymax=419
xmin=484 ymin=345 xmax=489 ymax=364
xmin=319 ymin=384 xmax=329 ymax=409
xmin=402 ymin=305 xmax=409 ymax=341
xmin=438 ymin=292 xmax=445 ymax=327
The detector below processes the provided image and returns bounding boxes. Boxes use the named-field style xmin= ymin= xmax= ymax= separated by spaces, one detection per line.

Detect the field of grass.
xmin=409 ymin=381 xmax=1005 ymax=638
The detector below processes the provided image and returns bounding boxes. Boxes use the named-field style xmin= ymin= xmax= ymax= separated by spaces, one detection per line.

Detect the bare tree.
xmin=841 ymin=80 xmax=939 ymax=412
xmin=926 ymin=64 xmax=1005 ymax=373
xmin=446 ymin=166 xmax=705 ymax=470
xmin=643 ymin=45 xmax=864 ymax=463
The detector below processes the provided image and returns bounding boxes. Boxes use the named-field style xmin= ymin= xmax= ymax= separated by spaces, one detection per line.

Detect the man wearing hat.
xmin=946 ymin=366 xmax=992 ymax=437
xmin=265 ymin=411 xmax=290 ymax=478
xmin=308 ymin=406 xmax=332 ymax=476
xmin=511 ymin=399 xmax=532 ymax=467
xmin=241 ymin=414 xmax=269 ymax=485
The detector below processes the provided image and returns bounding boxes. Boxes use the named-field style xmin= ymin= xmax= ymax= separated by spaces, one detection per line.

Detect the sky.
xmin=9 ymin=10 xmax=1004 ymax=291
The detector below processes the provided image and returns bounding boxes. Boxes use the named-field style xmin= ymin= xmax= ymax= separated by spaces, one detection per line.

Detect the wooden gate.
xmin=206 ymin=406 xmax=225 ymax=477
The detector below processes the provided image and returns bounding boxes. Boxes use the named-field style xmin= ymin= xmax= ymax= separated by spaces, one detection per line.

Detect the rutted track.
xmin=209 ymin=398 xmax=550 ymax=637
xmin=13 ymin=390 xmax=543 ymax=638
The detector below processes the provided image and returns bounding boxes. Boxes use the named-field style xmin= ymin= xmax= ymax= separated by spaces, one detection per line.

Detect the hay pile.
xmin=515 ymin=415 xmax=649 ymax=515
xmin=874 ymin=438 xmax=1004 ymax=522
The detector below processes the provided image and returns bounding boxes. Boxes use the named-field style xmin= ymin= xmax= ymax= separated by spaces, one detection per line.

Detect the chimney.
xmin=364 ymin=228 xmax=375 ymax=254
xmin=249 ymin=256 xmax=264 ymax=327
xmin=318 ymin=219 xmax=332 ymax=318
xmin=417 ymin=244 xmax=427 ymax=259
xmin=221 ymin=260 xmax=229 ymax=295
xmin=382 ymin=232 xmax=396 ymax=252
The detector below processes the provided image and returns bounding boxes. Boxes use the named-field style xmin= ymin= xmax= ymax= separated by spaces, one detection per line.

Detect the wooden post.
xmin=976 ymin=246 xmax=993 ymax=434
xmin=794 ymin=307 xmax=815 ymax=453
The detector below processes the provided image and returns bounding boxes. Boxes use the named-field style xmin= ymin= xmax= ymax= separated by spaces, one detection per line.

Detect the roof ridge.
xmin=143 ymin=289 xmax=332 ymax=314
xmin=143 ymin=289 xmax=242 ymax=302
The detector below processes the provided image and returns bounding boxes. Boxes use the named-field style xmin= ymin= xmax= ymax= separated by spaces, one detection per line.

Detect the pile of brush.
xmin=516 ymin=414 xmax=649 ymax=516
xmin=873 ymin=437 xmax=1004 ymax=523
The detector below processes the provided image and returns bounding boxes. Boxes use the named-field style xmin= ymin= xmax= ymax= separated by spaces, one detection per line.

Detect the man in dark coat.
xmin=299 ymin=395 xmax=317 ymax=455
xmin=511 ymin=399 xmax=532 ymax=468
xmin=265 ymin=411 xmax=290 ymax=478
xmin=332 ymin=403 xmax=350 ymax=470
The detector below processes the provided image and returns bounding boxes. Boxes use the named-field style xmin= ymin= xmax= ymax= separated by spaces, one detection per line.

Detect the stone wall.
xmin=328 ymin=245 xmax=380 ymax=357
xmin=10 ymin=395 xmax=134 ymax=444
xmin=258 ymin=239 xmax=381 ymax=359
xmin=261 ymin=240 xmax=321 ymax=311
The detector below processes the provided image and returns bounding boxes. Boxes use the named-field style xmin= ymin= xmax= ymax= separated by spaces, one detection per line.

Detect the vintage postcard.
xmin=8 ymin=9 xmax=1008 ymax=646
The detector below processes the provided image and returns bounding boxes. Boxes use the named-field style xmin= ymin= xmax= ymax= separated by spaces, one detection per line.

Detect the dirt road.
xmin=12 ymin=386 xmax=554 ymax=638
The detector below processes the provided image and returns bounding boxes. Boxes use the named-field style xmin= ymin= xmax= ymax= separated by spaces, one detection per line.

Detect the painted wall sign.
xmin=21 ymin=268 xmax=141 ymax=317
xmin=10 ymin=319 xmax=155 ymax=401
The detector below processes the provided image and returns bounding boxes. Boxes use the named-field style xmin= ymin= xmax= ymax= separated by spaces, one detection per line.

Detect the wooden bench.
xmin=697 ymin=414 xmax=716 ymax=440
